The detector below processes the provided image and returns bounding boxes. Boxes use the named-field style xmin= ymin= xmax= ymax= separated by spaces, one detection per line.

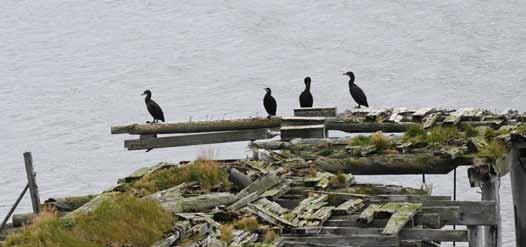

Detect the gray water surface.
xmin=1 ymin=1 xmax=526 ymax=246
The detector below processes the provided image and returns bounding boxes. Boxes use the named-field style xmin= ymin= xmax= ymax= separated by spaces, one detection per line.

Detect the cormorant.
xmin=299 ymin=77 xmax=313 ymax=108
xmin=141 ymin=90 xmax=165 ymax=123
xmin=343 ymin=71 xmax=369 ymax=108
xmin=263 ymin=88 xmax=277 ymax=119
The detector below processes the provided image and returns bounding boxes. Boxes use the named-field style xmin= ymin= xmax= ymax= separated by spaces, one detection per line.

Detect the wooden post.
xmin=24 ymin=152 xmax=41 ymax=214
xmin=480 ymin=174 xmax=501 ymax=247
xmin=469 ymin=225 xmax=482 ymax=247
xmin=0 ymin=184 xmax=29 ymax=230
xmin=510 ymin=143 xmax=526 ymax=247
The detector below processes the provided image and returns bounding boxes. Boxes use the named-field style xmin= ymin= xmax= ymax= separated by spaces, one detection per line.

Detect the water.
xmin=1 ymin=0 xmax=525 ymax=245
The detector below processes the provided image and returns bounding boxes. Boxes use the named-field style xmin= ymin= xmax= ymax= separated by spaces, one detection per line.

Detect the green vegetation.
xmin=131 ymin=159 xmax=231 ymax=195
xmin=348 ymin=135 xmax=371 ymax=146
xmin=330 ymin=173 xmax=350 ymax=188
xmin=5 ymin=195 xmax=173 ymax=247
xmin=403 ymin=125 xmax=426 ymax=143
xmin=427 ymin=126 xmax=462 ymax=144
xmin=478 ymin=140 xmax=507 ymax=161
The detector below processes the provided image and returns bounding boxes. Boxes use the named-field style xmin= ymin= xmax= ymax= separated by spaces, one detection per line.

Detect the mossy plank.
xmin=333 ymin=199 xmax=364 ymax=216
xmin=237 ymin=172 xmax=281 ymax=199
xmin=228 ymin=192 xmax=259 ymax=211
xmin=382 ymin=202 xmax=422 ymax=235
xmin=357 ymin=204 xmax=382 ymax=224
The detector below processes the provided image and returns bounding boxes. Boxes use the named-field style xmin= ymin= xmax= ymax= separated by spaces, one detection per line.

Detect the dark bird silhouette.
xmin=343 ymin=71 xmax=368 ymax=108
xmin=263 ymin=88 xmax=277 ymax=119
xmin=141 ymin=90 xmax=165 ymax=123
xmin=299 ymin=77 xmax=313 ymax=108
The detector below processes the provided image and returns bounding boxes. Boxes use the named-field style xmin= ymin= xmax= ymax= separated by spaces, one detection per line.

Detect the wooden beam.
xmin=421 ymin=201 xmax=497 ymax=226
xmin=111 ymin=118 xmax=281 ymax=135
xmin=314 ymin=154 xmax=473 ymax=175
xmin=281 ymin=125 xmax=327 ymax=141
xmin=325 ymin=120 xmax=419 ymax=133
xmin=294 ymin=107 xmax=337 ymax=117
xmin=382 ymin=202 xmax=422 ymax=235
xmin=124 ymin=129 xmax=272 ymax=150
xmin=281 ymin=235 xmax=399 ymax=247
xmin=302 ymin=227 xmax=468 ymax=242
xmin=326 ymin=213 xmax=441 ymax=229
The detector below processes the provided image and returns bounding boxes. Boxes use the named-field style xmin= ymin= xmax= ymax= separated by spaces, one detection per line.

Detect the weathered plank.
xmin=382 ymin=203 xmax=422 ymax=235
xmin=236 ymin=172 xmax=281 ymax=199
xmin=358 ymin=204 xmax=381 ymax=224
xmin=333 ymin=199 xmax=365 ymax=216
xmin=421 ymin=200 xmax=497 ymax=226
xmin=125 ymin=129 xmax=272 ymax=150
xmin=325 ymin=121 xmax=419 ymax=133
xmin=294 ymin=107 xmax=337 ymax=117
xmin=326 ymin=213 xmax=441 ymax=229
xmin=421 ymin=206 xmax=460 ymax=226
xmin=281 ymin=125 xmax=327 ymax=141
xmin=281 ymin=116 xmax=326 ymax=126
xmin=24 ymin=152 xmax=41 ymax=214
xmin=281 ymin=235 xmax=399 ymax=247
xmin=112 ymin=118 xmax=281 ymax=135
xmin=299 ymin=227 xmax=468 ymax=242
xmin=314 ymin=153 xmax=473 ymax=175
xmin=227 ymin=192 xmax=259 ymax=211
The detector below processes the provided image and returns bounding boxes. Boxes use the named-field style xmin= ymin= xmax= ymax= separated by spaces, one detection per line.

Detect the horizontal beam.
xmin=422 ymin=200 xmax=497 ymax=225
xmin=124 ymin=129 xmax=272 ymax=150
xmin=326 ymin=121 xmax=419 ymax=133
xmin=314 ymin=153 xmax=474 ymax=175
xmin=112 ymin=118 xmax=281 ymax=135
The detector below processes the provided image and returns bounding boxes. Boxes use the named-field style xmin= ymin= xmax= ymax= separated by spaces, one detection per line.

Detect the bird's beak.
xmin=141 ymin=93 xmax=146 ymax=96
xmin=342 ymin=73 xmax=347 ymax=76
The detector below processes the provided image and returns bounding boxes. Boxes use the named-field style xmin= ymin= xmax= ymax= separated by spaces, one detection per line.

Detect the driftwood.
xmin=314 ymin=153 xmax=473 ymax=175
xmin=357 ymin=204 xmax=382 ymax=224
xmin=111 ymin=118 xmax=281 ymax=135
xmin=333 ymin=199 xmax=365 ymax=216
xmin=159 ymin=193 xmax=237 ymax=213
xmin=43 ymin=195 xmax=97 ymax=212
xmin=236 ymin=172 xmax=281 ymax=199
xmin=227 ymin=192 xmax=259 ymax=211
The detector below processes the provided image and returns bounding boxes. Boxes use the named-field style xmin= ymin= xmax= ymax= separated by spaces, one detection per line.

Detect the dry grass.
xmin=132 ymin=159 xmax=231 ymax=195
xmin=220 ymin=224 xmax=234 ymax=244
xmin=370 ymin=132 xmax=392 ymax=151
xmin=233 ymin=216 xmax=259 ymax=232
xmin=4 ymin=195 xmax=172 ymax=247
xmin=330 ymin=173 xmax=349 ymax=188
xmin=262 ymin=229 xmax=279 ymax=243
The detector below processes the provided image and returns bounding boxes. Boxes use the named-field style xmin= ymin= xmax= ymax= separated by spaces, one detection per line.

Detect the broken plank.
xmin=227 ymin=192 xmax=259 ymax=211
xmin=125 ymin=129 xmax=272 ymax=150
xmin=236 ymin=172 xmax=281 ymax=199
xmin=382 ymin=203 xmax=422 ymax=235
xmin=333 ymin=199 xmax=365 ymax=216
xmin=358 ymin=204 xmax=382 ymax=224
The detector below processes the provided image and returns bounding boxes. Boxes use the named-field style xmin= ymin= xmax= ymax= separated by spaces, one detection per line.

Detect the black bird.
xmin=141 ymin=90 xmax=165 ymax=123
xmin=343 ymin=71 xmax=369 ymax=108
xmin=263 ymin=88 xmax=277 ymax=119
xmin=299 ymin=77 xmax=313 ymax=108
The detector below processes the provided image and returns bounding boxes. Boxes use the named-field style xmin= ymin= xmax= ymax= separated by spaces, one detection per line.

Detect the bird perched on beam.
xmin=141 ymin=90 xmax=165 ymax=123
xmin=263 ymin=88 xmax=277 ymax=119
xmin=299 ymin=77 xmax=313 ymax=108
xmin=343 ymin=71 xmax=369 ymax=108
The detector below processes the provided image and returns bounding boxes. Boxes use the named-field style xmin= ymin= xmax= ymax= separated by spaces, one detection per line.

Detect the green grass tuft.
xmin=348 ymin=135 xmax=371 ymax=146
xmin=403 ymin=125 xmax=427 ymax=143
xmin=5 ymin=195 xmax=173 ymax=247
xmin=426 ymin=126 xmax=462 ymax=144
xmin=478 ymin=140 xmax=507 ymax=161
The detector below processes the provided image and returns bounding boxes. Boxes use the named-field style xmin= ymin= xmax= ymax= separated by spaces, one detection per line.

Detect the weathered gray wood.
xmin=382 ymin=203 xmax=422 ymax=235
xmin=300 ymin=227 xmax=468 ymax=242
xmin=237 ymin=172 xmax=281 ymax=199
xmin=23 ymin=152 xmax=41 ymax=214
xmin=0 ymin=184 xmax=29 ymax=230
xmin=281 ymin=235 xmax=399 ymax=247
xmin=229 ymin=168 xmax=253 ymax=188
xmin=421 ymin=201 xmax=497 ymax=226
xmin=314 ymin=153 xmax=473 ymax=175
xmin=333 ymin=199 xmax=365 ymax=216
xmin=469 ymin=225 xmax=482 ymax=247
xmin=44 ymin=195 xmax=97 ymax=212
xmin=358 ymin=204 xmax=381 ymax=224
xmin=421 ymin=206 xmax=460 ymax=225
xmin=125 ymin=129 xmax=272 ymax=150
xmin=480 ymin=175 xmax=501 ymax=247
xmin=246 ymin=203 xmax=297 ymax=228
xmin=163 ymin=193 xmax=237 ymax=213
xmin=281 ymin=116 xmax=326 ymax=126
xmin=228 ymin=192 xmax=259 ymax=211
xmin=326 ymin=213 xmax=441 ymax=229
xmin=510 ymin=143 xmax=526 ymax=247
xmin=281 ymin=125 xmax=327 ymax=141
xmin=12 ymin=213 xmax=34 ymax=227
xmin=316 ymin=191 xmax=450 ymax=204
xmin=261 ymin=180 xmax=292 ymax=200
xmin=294 ymin=107 xmax=337 ymax=117
xmin=112 ymin=118 xmax=281 ymax=135
xmin=325 ymin=121 xmax=419 ymax=133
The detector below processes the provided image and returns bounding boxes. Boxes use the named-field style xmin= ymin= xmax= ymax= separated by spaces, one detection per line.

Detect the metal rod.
xmin=422 ymin=173 xmax=426 ymax=184
xmin=0 ymin=184 xmax=29 ymax=231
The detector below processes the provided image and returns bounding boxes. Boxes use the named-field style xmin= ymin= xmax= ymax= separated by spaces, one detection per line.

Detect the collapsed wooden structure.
xmin=107 ymin=106 xmax=526 ymax=247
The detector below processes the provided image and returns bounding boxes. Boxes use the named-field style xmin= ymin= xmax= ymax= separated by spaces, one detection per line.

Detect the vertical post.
xmin=23 ymin=152 xmax=41 ymax=214
xmin=511 ymin=144 xmax=526 ymax=247
xmin=469 ymin=225 xmax=482 ymax=247
xmin=480 ymin=174 xmax=501 ymax=247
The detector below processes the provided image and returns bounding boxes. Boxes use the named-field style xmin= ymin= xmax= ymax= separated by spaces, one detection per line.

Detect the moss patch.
xmin=478 ymin=140 xmax=507 ymax=161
